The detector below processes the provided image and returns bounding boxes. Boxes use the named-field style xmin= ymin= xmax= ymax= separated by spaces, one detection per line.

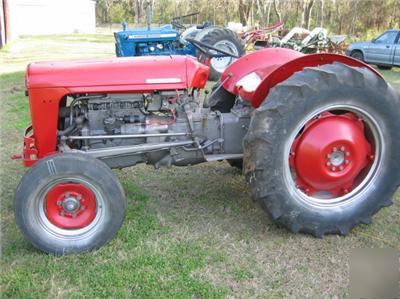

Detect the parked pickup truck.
xmin=346 ymin=29 xmax=400 ymax=69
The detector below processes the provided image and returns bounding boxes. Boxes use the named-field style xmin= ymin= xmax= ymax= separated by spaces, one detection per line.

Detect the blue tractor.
xmin=114 ymin=8 xmax=244 ymax=81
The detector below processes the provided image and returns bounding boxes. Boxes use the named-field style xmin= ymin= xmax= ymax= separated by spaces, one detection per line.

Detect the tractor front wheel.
xmin=244 ymin=63 xmax=400 ymax=237
xmin=14 ymin=153 xmax=126 ymax=254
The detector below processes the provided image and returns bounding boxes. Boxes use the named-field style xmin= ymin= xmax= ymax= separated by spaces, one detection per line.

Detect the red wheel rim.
xmin=290 ymin=111 xmax=374 ymax=198
xmin=45 ymin=182 xmax=97 ymax=229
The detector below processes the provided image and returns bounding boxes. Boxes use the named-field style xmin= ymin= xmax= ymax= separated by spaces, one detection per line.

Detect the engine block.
xmin=59 ymin=90 xmax=250 ymax=169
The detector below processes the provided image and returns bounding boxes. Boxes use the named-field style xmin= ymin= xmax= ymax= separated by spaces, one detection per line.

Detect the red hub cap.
xmin=290 ymin=112 xmax=374 ymax=197
xmin=45 ymin=183 xmax=97 ymax=229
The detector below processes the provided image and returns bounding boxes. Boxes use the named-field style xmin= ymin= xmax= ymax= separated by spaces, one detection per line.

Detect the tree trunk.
xmin=390 ymin=0 xmax=396 ymax=27
xmin=304 ymin=0 xmax=314 ymax=29
xmin=300 ymin=0 xmax=307 ymax=27
xmin=273 ymin=0 xmax=282 ymax=22
xmin=239 ymin=0 xmax=252 ymax=26
xmin=256 ymin=0 xmax=265 ymax=27
xmin=336 ymin=1 xmax=341 ymax=34
xmin=266 ymin=0 xmax=272 ymax=26
xmin=135 ymin=0 xmax=142 ymax=24
xmin=398 ymin=0 xmax=400 ymax=27
xmin=319 ymin=0 xmax=324 ymax=27
xmin=349 ymin=0 xmax=358 ymax=34
xmin=224 ymin=0 xmax=230 ymax=26
xmin=239 ymin=0 xmax=246 ymax=25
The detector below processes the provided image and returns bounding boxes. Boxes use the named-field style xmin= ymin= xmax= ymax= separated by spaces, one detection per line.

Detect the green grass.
xmin=0 ymin=33 xmax=399 ymax=298
xmin=378 ymin=66 xmax=400 ymax=90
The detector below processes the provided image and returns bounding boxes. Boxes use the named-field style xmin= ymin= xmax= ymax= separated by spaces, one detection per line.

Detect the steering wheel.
xmin=171 ymin=20 xmax=186 ymax=30
xmin=185 ymin=38 xmax=239 ymax=59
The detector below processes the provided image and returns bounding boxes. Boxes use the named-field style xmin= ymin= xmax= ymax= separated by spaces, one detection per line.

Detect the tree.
xmin=304 ymin=0 xmax=314 ymax=29
xmin=239 ymin=0 xmax=252 ymax=26
xmin=319 ymin=0 xmax=324 ymax=27
xmin=135 ymin=0 xmax=144 ymax=24
xmin=273 ymin=0 xmax=282 ymax=22
xmin=96 ymin=0 xmax=114 ymax=24
xmin=94 ymin=0 xmax=400 ymax=38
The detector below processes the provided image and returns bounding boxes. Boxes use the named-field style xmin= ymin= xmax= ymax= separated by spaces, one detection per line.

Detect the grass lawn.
xmin=1 ymin=33 xmax=399 ymax=298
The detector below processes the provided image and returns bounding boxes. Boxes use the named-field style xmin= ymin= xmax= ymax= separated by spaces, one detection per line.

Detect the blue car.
xmin=346 ymin=29 xmax=400 ymax=69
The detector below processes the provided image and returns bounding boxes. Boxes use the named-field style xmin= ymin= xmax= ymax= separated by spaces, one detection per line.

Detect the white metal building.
xmin=1 ymin=0 xmax=96 ymax=46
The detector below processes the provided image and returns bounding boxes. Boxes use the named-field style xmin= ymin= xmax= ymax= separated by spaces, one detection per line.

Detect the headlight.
xmin=236 ymin=72 xmax=262 ymax=93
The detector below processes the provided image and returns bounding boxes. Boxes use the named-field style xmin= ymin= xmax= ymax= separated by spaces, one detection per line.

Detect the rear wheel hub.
xmin=290 ymin=112 xmax=373 ymax=197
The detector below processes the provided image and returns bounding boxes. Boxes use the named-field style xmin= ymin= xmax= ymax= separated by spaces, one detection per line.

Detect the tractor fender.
xmin=220 ymin=48 xmax=382 ymax=108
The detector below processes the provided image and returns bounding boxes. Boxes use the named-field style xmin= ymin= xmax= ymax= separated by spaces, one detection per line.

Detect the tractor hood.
xmin=115 ymin=24 xmax=179 ymax=42
xmin=26 ymin=55 xmax=209 ymax=92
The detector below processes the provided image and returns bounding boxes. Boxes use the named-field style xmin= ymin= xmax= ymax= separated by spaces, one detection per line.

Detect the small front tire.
xmin=14 ymin=153 xmax=126 ymax=254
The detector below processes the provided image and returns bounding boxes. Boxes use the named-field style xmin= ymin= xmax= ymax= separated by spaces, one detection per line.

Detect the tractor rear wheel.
xmin=243 ymin=63 xmax=400 ymax=237
xmin=14 ymin=153 xmax=126 ymax=254
xmin=196 ymin=27 xmax=244 ymax=81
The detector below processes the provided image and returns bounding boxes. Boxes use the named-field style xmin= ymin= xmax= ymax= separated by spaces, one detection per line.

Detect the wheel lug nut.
xmin=340 ymin=146 xmax=345 ymax=151
xmin=57 ymin=200 xmax=62 ymax=206
xmin=333 ymin=147 xmax=337 ymax=152
xmin=331 ymin=167 xmax=336 ymax=171
xmin=346 ymin=152 xmax=350 ymax=156
xmin=60 ymin=211 xmax=65 ymax=216
xmin=326 ymin=162 xmax=331 ymax=166
xmin=327 ymin=154 xmax=331 ymax=158
xmin=72 ymin=213 xmax=77 ymax=219
xmin=77 ymin=195 xmax=82 ymax=201
xmin=345 ymin=160 xmax=349 ymax=164
xmin=339 ymin=166 xmax=344 ymax=170
xmin=64 ymin=193 xmax=70 ymax=198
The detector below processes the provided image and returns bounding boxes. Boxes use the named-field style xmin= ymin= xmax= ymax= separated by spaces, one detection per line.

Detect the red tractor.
xmin=13 ymin=40 xmax=400 ymax=254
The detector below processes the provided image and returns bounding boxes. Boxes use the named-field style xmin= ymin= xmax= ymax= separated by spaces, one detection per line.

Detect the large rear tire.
xmin=196 ymin=27 xmax=244 ymax=81
xmin=14 ymin=153 xmax=126 ymax=254
xmin=243 ymin=63 xmax=400 ymax=237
